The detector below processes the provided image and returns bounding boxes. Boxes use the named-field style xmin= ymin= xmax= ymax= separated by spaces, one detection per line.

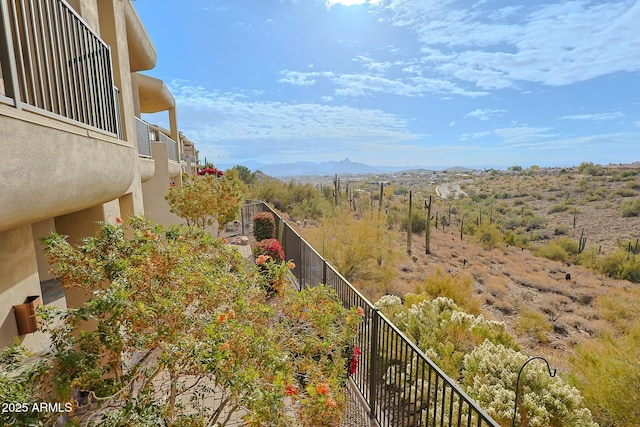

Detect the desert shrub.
xmin=307 ymin=211 xmax=399 ymax=287
xmin=554 ymin=225 xmax=570 ymax=235
xmin=549 ymin=204 xmax=570 ymax=213
xmin=253 ymin=211 xmax=276 ymax=240
xmin=504 ymin=230 xmax=530 ymax=248
xmin=612 ymin=188 xmax=637 ymax=198
xmin=252 ymin=238 xmax=285 ymax=262
xmin=401 ymin=211 xmax=426 ymax=234
xmin=578 ymin=162 xmax=603 ymax=176
xmin=569 ymin=322 xmax=640 ymax=427
xmin=475 ymin=223 xmax=504 ymax=250
xmin=625 ymin=179 xmax=640 ymax=190
xmin=414 ymin=268 xmax=482 ymax=315
xmin=523 ymin=215 xmax=545 ymax=231
xmin=533 ymin=243 xmax=567 ymax=262
xmin=620 ymin=199 xmax=640 ymax=217
xmin=597 ymin=249 xmax=640 ymax=283
xmin=463 ymin=341 xmax=597 ymax=427
xmin=379 ymin=296 xmax=517 ymax=377
xmin=513 ymin=307 xmax=553 ymax=343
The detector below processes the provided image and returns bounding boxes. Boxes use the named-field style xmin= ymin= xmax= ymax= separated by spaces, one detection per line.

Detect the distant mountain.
xmin=219 ymin=159 xmax=477 ymax=177
xmin=249 ymin=158 xmax=400 ymax=177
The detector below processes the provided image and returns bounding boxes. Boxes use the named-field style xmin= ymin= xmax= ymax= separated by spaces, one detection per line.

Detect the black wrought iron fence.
xmin=243 ymin=202 xmax=499 ymax=427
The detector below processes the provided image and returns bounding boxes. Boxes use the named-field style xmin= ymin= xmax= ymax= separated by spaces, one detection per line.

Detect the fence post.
xmin=323 ymin=259 xmax=327 ymax=286
xmin=369 ymin=308 xmax=380 ymax=424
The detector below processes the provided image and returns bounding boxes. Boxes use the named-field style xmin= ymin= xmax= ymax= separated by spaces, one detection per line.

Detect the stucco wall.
xmin=0 ymin=109 xmax=136 ymax=232
xmin=0 ymin=225 xmax=46 ymax=350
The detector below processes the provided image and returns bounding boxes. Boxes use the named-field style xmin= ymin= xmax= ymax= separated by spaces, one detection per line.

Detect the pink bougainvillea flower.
xmin=349 ymin=346 xmax=361 ymax=375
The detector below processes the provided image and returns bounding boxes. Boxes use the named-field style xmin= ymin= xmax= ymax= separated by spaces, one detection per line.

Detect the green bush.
xmin=253 ymin=211 xmax=276 ymax=241
xmin=621 ymin=199 xmax=640 ymax=217
xmin=475 ymin=223 xmax=503 ymax=249
xmin=597 ymin=249 xmax=640 ymax=283
xmin=549 ymin=204 xmax=570 ymax=213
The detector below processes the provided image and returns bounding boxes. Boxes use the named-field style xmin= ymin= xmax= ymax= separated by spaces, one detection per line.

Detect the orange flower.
xmin=256 ymin=254 xmax=270 ymax=265
xmin=115 ymin=217 xmax=123 ymax=224
xmin=218 ymin=313 xmax=227 ymax=323
xmin=228 ymin=309 xmax=235 ymax=320
xmin=220 ymin=341 xmax=229 ymax=351
xmin=325 ymin=396 xmax=337 ymax=408
xmin=356 ymin=306 xmax=365 ymax=317
xmin=287 ymin=261 xmax=295 ymax=270
xmin=221 ymin=237 xmax=228 ymax=244
xmin=315 ymin=382 xmax=330 ymax=395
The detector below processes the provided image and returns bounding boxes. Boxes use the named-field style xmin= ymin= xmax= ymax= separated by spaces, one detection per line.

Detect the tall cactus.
xmin=425 ymin=195 xmax=432 ymax=255
xmin=578 ymin=228 xmax=587 ymax=253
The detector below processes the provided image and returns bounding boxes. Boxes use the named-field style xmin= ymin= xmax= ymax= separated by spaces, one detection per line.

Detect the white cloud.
xmin=374 ymin=0 xmax=640 ymax=89
xmin=494 ymin=126 xmax=557 ymax=144
xmin=467 ymin=108 xmax=506 ymax=121
xmin=560 ymin=112 xmax=625 ymax=121
xmin=165 ymin=81 xmax=421 ymax=162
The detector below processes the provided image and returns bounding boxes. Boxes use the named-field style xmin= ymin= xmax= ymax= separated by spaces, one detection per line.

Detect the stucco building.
xmin=0 ymin=0 xmax=198 ymax=350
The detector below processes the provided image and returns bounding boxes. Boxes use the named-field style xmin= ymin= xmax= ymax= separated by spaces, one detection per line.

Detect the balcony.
xmin=0 ymin=0 xmax=120 ymax=135
xmin=0 ymin=0 xmax=135 ymax=231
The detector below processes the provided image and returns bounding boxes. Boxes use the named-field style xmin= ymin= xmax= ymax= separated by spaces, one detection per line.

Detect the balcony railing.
xmin=0 ymin=0 xmax=120 ymax=135
xmin=241 ymin=202 xmax=500 ymax=427
xmin=150 ymin=129 xmax=178 ymax=162
xmin=134 ymin=117 xmax=151 ymax=158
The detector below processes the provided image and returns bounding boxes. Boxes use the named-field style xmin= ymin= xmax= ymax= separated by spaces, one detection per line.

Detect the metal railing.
xmin=150 ymin=129 xmax=178 ymax=162
xmin=134 ymin=117 xmax=152 ymax=158
xmin=0 ymin=0 xmax=119 ymax=135
xmin=242 ymin=202 xmax=500 ymax=427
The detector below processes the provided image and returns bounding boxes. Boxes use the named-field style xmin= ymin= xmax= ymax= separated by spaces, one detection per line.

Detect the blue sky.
xmin=134 ymin=0 xmax=640 ymax=170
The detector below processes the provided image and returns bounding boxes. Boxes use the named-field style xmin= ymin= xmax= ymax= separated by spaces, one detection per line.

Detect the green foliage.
xmin=596 ymin=249 xmax=640 ymax=282
xmin=253 ymin=211 xmax=276 ymax=241
xmin=231 ymin=164 xmax=256 ymax=185
xmin=513 ymin=307 xmax=553 ymax=344
xmin=0 ymin=346 xmax=57 ymax=426
xmin=577 ymin=162 xmax=603 ymax=176
xmin=165 ymin=174 xmax=243 ymax=229
xmin=569 ymin=322 xmax=640 ymax=427
xmin=549 ymin=204 xmax=570 ymax=213
xmin=620 ymin=199 xmax=640 ymax=217
xmin=309 ymin=211 xmax=399 ymax=287
xmin=378 ymin=296 xmax=517 ymax=378
xmin=415 ymin=268 xmax=482 ymax=314
xmin=533 ymin=237 xmax=580 ymax=263
xmin=463 ymin=341 xmax=597 ymax=427
xmin=38 ymin=219 xmax=360 ymax=426
xmin=248 ymin=179 xmax=331 ymax=221
xmin=475 ymin=222 xmax=504 ymax=250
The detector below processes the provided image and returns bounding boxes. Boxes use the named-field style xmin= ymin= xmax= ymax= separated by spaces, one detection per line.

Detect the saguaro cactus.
xmin=425 ymin=195 xmax=432 ymax=254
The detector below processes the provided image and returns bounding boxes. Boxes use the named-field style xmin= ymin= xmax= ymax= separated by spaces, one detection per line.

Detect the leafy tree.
xmin=22 ymin=219 xmax=361 ymax=426
xmin=165 ymin=174 xmax=243 ymax=229
xmin=231 ymin=164 xmax=256 ymax=185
